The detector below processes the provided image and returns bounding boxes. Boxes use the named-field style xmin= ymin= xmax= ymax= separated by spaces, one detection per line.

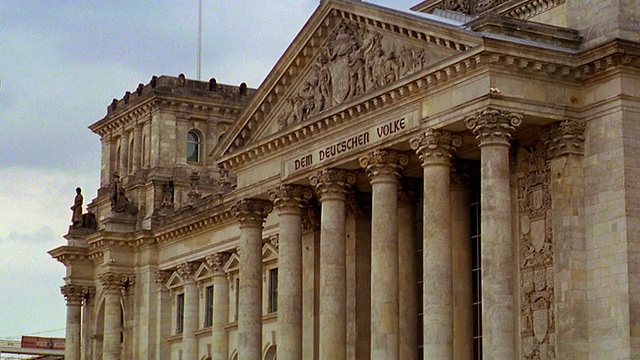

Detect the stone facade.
xmin=50 ymin=0 xmax=640 ymax=359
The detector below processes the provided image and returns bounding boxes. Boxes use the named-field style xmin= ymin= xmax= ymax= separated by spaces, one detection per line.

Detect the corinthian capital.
xmin=464 ymin=108 xmax=522 ymax=146
xmin=309 ymin=169 xmax=356 ymax=202
xmin=99 ymin=272 xmax=134 ymax=291
xmin=410 ymin=128 xmax=462 ymax=166
xmin=205 ymin=253 xmax=231 ymax=275
xmin=232 ymin=199 xmax=273 ymax=227
xmin=269 ymin=185 xmax=313 ymax=214
xmin=61 ymin=284 xmax=94 ymax=305
xmin=545 ymin=119 xmax=586 ymax=158
xmin=359 ymin=149 xmax=409 ymax=182
xmin=176 ymin=262 xmax=199 ymax=282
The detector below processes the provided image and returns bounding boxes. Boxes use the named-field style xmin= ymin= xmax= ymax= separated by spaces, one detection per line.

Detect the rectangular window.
xmin=268 ymin=268 xmax=278 ymax=313
xmin=235 ymin=278 xmax=240 ymax=321
xmin=204 ymin=285 xmax=214 ymax=328
xmin=470 ymin=177 xmax=482 ymax=360
xmin=176 ymin=293 xmax=185 ymax=334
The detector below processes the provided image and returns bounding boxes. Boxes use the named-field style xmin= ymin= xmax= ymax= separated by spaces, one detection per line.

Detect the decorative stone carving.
xmin=215 ymin=166 xmax=236 ymax=195
xmin=108 ymin=172 xmax=137 ymax=215
xmin=161 ymin=181 xmax=174 ymax=209
xmin=269 ymin=185 xmax=314 ymax=214
xmin=99 ymin=272 xmax=134 ymax=291
xmin=359 ymin=149 xmax=409 ymax=182
xmin=61 ymin=284 xmax=94 ymax=305
xmin=177 ymin=262 xmax=199 ymax=282
xmin=309 ymin=169 xmax=356 ymax=202
xmin=154 ymin=270 xmax=171 ymax=286
xmin=465 ymin=108 xmax=522 ymax=146
xmin=474 ymin=0 xmax=510 ymax=13
xmin=410 ymin=128 xmax=462 ymax=166
xmin=268 ymin=234 xmax=280 ymax=250
xmin=232 ymin=199 xmax=273 ymax=227
xmin=545 ymin=119 xmax=586 ymax=158
xmin=187 ymin=171 xmax=202 ymax=205
xmin=301 ymin=203 xmax=321 ymax=234
xmin=206 ymin=253 xmax=231 ymax=275
xmin=276 ymin=20 xmax=442 ymax=131
xmin=518 ymin=139 xmax=555 ymax=359
xmin=431 ymin=0 xmax=510 ymax=14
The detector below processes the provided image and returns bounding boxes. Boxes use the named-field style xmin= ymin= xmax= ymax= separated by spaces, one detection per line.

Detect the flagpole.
xmin=197 ymin=0 xmax=202 ymax=80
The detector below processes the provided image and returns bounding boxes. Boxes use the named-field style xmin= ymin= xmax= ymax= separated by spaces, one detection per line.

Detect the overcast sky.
xmin=0 ymin=0 xmax=420 ymax=340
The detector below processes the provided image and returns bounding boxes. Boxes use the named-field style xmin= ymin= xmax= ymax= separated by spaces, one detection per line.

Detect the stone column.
xmin=61 ymin=285 xmax=88 ymax=360
xmin=99 ymin=272 xmax=131 ymax=360
xmin=119 ymin=131 xmax=130 ymax=175
xmin=465 ymin=108 xmax=522 ymax=359
xmin=410 ymin=129 xmax=461 ymax=359
xmin=131 ymin=125 xmax=142 ymax=174
xmin=450 ymin=171 xmax=473 ymax=360
xmin=269 ymin=185 xmax=313 ymax=360
xmin=397 ymin=181 xmax=418 ymax=360
xmin=206 ymin=253 xmax=231 ymax=360
xmin=359 ymin=149 xmax=408 ymax=360
xmin=546 ymin=119 xmax=587 ymax=358
xmin=154 ymin=270 xmax=172 ymax=358
xmin=82 ymin=287 xmax=96 ymax=360
xmin=310 ymin=169 xmax=356 ymax=360
xmin=177 ymin=262 xmax=199 ymax=360
xmin=232 ymin=199 xmax=273 ymax=360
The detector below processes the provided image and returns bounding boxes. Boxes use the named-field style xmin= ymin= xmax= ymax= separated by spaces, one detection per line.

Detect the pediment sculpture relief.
xmin=437 ymin=0 xmax=510 ymax=15
xmin=276 ymin=20 xmax=446 ymax=131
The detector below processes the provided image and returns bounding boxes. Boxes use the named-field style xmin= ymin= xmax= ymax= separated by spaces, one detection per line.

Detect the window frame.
xmin=186 ymin=130 xmax=201 ymax=163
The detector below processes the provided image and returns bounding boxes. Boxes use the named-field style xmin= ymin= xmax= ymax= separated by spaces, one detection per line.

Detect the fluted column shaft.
xmin=154 ymin=271 xmax=172 ymax=359
xmin=207 ymin=253 xmax=231 ymax=360
xmin=118 ymin=131 xmax=129 ymax=175
xmin=177 ymin=262 xmax=199 ymax=359
xmin=310 ymin=169 xmax=356 ymax=360
xmin=99 ymin=272 xmax=129 ymax=360
xmin=270 ymin=185 xmax=312 ymax=360
xmin=465 ymin=109 xmax=522 ymax=359
xmin=398 ymin=183 xmax=418 ymax=360
xmin=360 ymin=149 xmax=408 ymax=360
xmin=61 ymin=285 xmax=90 ymax=360
xmin=233 ymin=199 xmax=273 ymax=360
xmin=131 ymin=125 xmax=142 ymax=173
xmin=411 ymin=129 xmax=461 ymax=359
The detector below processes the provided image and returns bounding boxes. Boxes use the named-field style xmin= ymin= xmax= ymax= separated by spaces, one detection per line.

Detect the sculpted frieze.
xmin=518 ymin=140 xmax=555 ymax=359
xmin=276 ymin=20 xmax=449 ymax=131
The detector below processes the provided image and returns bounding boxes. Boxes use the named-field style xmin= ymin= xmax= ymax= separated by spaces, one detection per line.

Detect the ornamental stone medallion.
xmin=518 ymin=140 xmax=555 ymax=360
xmin=275 ymin=20 xmax=454 ymax=131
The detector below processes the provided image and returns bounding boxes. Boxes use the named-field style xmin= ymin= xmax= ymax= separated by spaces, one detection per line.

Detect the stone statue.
xmin=70 ymin=187 xmax=83 ymax=227
xmin=108 ymin=172 xmax=137 ymax=214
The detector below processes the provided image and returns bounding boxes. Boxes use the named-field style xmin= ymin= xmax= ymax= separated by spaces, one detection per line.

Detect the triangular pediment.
xmin=214 ymin=0 xmax=479 ymax=163
xmin=223 ymin=252 xmax=240 ymax=273
xmin=166 ymin=271 xmax=184 ymax=289
xmin=194 ymin=262 xmax=212 ymax=282
xmin=262 ymin=241 xmax=279 ymax=262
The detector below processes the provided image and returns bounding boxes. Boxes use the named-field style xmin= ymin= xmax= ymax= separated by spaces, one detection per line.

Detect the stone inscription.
xmin=284 ymin=114 xmax=415 ymax=177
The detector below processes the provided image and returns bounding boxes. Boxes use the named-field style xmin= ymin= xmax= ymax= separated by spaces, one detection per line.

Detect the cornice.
xmin=154 ymin=202 xmax=236 ymax=244
xmin=48 ymin=245 xmax=91 ymax=265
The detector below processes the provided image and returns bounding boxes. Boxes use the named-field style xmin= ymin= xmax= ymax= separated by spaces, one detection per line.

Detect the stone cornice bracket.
xmin=544 ymin=119 xmax=586 ymax=158
xmin=269 ymin=185 xmax=314 ymax=215
xmin=177 ymin=262 xmax=199 ymax=283
xmin=99 ymin=272 xmax=134 ymax=292
xmin=309 ymin=169 xmax=356 ymax=202
xmin=61 ymin=284 xmax=95 ymax=305
xmin=464 ymin=108 xmax=522 ymax=147
xmin=206 ymin=253 xmax=231 ymax=275
xmin=410 ymin=128 xmax=462 ymax=166
xmin=359 ymin=149 xmax=409 ymax=183
xmin=232 ymin=199 xmax=273 ymax=227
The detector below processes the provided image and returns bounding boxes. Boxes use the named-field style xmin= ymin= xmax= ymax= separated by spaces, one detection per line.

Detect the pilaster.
xmin=206 ymin=253 xmax=231 ymax=360
xmin=177 ymin=261 xmax=199 ymax=360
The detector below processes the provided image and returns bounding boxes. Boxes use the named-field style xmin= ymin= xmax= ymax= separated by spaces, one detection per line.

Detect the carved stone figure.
xmin=161 ymin=181 xmax=174 ymax=208
xmin=108 ymin=172 xmax=137 ymax=215
xmin=276 ymin=20 xmax=450 ymax=131
xmin=70 ymin=187 xmax=83 ymax=227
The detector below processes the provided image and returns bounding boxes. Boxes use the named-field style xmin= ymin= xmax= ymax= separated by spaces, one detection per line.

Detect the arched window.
xmin=187 ymin=131 xmax=200 ymax=163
